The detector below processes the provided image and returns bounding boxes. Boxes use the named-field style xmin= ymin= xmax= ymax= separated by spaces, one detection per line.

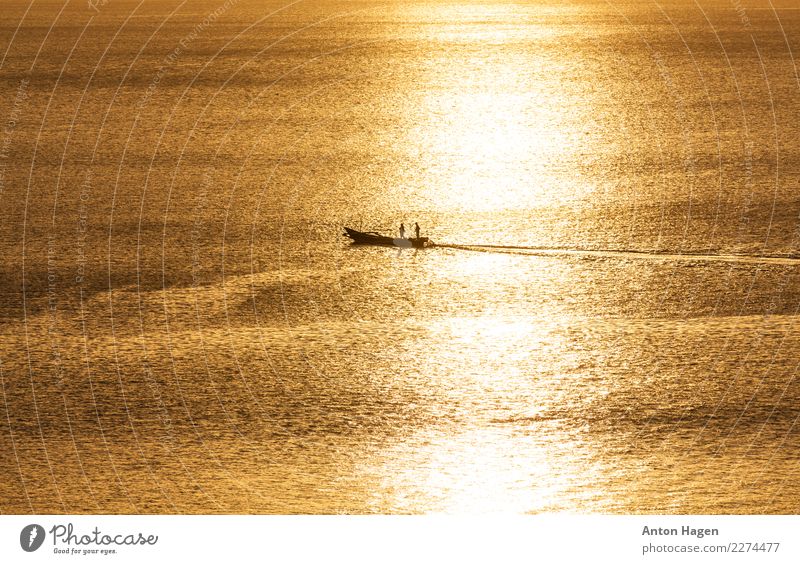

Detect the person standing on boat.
xmin=399 ymin=223 xmax=406 ymax=239
xmin=414 ymin=222 xmax=420 ymax=239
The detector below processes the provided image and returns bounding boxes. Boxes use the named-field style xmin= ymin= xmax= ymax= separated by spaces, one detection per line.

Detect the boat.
xmin=343 ymin=227 xmax=433 ymax=249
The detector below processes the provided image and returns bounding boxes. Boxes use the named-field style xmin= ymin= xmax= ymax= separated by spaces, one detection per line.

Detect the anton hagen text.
xmin=642 ymin=526 xmax=719 ymax=539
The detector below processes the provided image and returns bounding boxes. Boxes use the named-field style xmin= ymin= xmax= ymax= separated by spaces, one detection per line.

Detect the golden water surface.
xmin=1 ymin=0 xmax=800 ymax=513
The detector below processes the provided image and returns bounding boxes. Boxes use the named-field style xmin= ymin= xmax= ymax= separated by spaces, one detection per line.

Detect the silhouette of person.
xmin=399 ymin=223 xmax=405 ymax=239
xmin=414 ymin=222 xmax=420 ymax=239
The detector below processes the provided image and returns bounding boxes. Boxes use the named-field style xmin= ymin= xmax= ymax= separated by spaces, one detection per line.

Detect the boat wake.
xmin=433 ymin=243 xmax=800 ymax=266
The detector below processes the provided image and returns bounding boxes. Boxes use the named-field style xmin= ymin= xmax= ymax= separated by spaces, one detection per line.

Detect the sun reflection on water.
xmin=359 ymin=306 xmax=608 ymax=513
xmin=381 ymin=3 xmax=602 ymax=214
xmin=371 ymin=426 xmax=603 ymax=513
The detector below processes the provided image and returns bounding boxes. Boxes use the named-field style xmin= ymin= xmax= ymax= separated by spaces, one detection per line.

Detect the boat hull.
xmin=343 ymin=227 xmax=432 ymax=249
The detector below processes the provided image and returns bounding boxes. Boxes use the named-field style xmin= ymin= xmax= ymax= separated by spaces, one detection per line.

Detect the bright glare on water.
xmin=1 ymin=0 xmax=800 ymax=514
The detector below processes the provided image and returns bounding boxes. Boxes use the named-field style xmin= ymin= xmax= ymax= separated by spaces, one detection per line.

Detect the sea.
xmin=1 ymin=0 xmax=800 ymax=513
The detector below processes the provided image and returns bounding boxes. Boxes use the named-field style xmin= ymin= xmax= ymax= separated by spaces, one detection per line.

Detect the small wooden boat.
xmin=343 ymin=227 xmax=433 ymax=249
